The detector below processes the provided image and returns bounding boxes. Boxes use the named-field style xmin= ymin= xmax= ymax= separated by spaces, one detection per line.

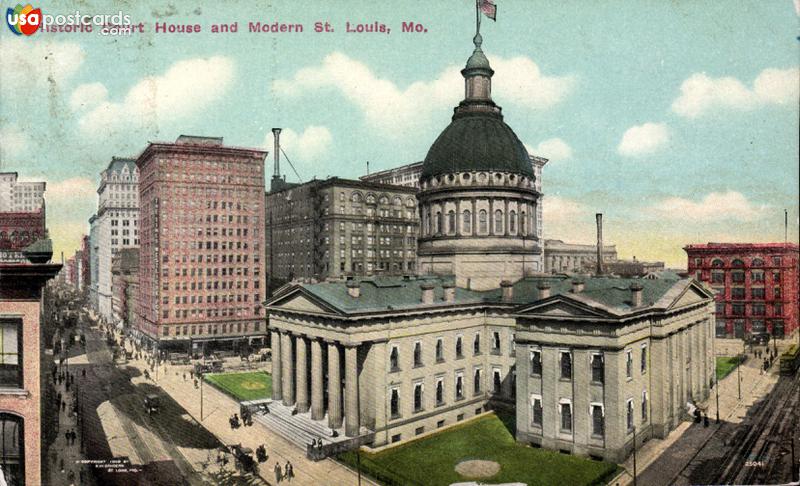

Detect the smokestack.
xmin=571 ymin=279 xmax=585 ymax=293
xmin=443 ymin=283 xmax=456 ymax=303
xmin=272 ymin=128 xmax=282 ymax=177
xmin=537 ymin=281 xmax=551 ymax=299
xmin=500 ymin=280 xmax=514 ymax=302
xmin=596 ymin=213 xmax=604 ymax=275
xmin=421 ymin=282 xmax=435 ymax=304
xmin=630 ymin=282 xmax=643 ymax=307
xmin=346 ymin=279 xmax=360 ymax=298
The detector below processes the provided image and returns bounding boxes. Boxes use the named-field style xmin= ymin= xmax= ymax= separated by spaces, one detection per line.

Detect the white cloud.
xmin=671 ymin=68 xmax=799 ymax=118
xmin=265 ymin=126 xmax=332 ymax=161
xmin=617 ymin=122 xmax=669 ymax=157
xmin=78 ymin=56 xmax=235 ymax=136
xmin=272 ymin=52 xmax=574 ymax=137
xmin=527 ymin=138 xmax=573 ymax=162
xmin=542 ymin=195 xmax=597 ymax=242
xmin=0 ymin=124 xmax=28 ymax=162
xmin=648 ymin=191 xmax=766 ymax=222
xmin=44 ymin=177 xmax=96 ymax=202
xmin=0 ymin=37 xmax=85 ymax=93
xmin=69 ymin=82 xmax=108 ymax=112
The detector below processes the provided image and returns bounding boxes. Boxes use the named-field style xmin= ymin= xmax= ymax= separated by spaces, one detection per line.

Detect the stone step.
xmin=267 ymin=404 xmax=336 ymax=438
xmin=255 ymin=413 xmax=319 ymax=450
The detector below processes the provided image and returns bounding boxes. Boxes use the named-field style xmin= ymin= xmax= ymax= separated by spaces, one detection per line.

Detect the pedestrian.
xmin=274 ymin=462 xmax=282 ymax=483
xmin=286 ymin=461 xmax=294 ymax=481
xmin=57 ymin=392 xmax=62 ymax=404
xmin=61 ymin=400 xmax=66 ymax=413
xmin=82 ymin=369 xmax=86 ymax=378
xmin=64 ymin=430 xmax=70 ymax=443
xmin=183 ymin=372 xmax=186 ymax=381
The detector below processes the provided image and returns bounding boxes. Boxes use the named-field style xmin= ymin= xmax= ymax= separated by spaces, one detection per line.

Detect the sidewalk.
xmin=612 ymin=351 xmax=781 ymax=486
xmin=118 ymin=336 xmax=376 ymax=486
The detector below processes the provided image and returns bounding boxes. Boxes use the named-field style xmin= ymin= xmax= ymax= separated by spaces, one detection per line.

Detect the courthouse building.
xmin=135 ymin=136 xmax=268 ymax=353
xmin=263 ymin=32 xmax=715 ymax=463
xmin=685 ymin=242 xmax=799 ymax=338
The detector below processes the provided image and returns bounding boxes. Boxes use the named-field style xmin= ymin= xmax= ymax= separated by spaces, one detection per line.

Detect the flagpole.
xmin=476 ymin=0 xmax=481 ymax=38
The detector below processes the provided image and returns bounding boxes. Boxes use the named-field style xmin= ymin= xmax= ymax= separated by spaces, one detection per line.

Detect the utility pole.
xmin=737 ymin=353 xmax=742 ymax=400
xmin=715 ymin=377 xmax=720 ymax=424
xmin=632 ymin=426 xmax=637 ymax=486
xmin=200 ymin=374 xmax=204 ymax=421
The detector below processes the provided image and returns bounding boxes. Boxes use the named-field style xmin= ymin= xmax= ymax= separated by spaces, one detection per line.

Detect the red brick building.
xmin=0 ymin=208 xmax=46 ymax=261
xmin=135 ymin=135 xmax=268 ymax=354
xmin=685 ymin=243 xmax=799 ymax=338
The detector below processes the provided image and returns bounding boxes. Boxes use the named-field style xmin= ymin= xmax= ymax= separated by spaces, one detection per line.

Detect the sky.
xmin=1 ymin=0 xmax=798 ymax=268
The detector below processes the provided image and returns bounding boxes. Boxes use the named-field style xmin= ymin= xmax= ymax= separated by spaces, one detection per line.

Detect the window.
xmin=455 ymin=335 xmax=463 ymax=358
xmin=509 ymin=210 xmax=516 ymax=233
xmin=775 ymin=303 xmax=783 ymax=316
xmin=732 ymin=287 xmax=745 ymax=299
xmin=413 ymin=382 xmax=424 ymax=412
xmin=493 ymin=368 xmax=502 ymax=394
xmin=494 ymin=209 xmax=503 ymax=233
xmin=492 ymin=331 xmax=501 ymax=353
xmin=0 ymin=320 xmax=22 ymax=388
xmin=751 ymin=287 xmax=765 ymax=299
xmin=732 ymin=259 xmax=745 ymax=268
xmin=752 ymin=304 xmax=765 ymax=316
xmin=435 ymin=377 xmax=444 ymax=406
xmin=389 ymin=346 xmax=399 ymax=372
xmin=560 ymin=401 xmax=572 ymax=432
xmin=591 ymin=404 xmax=605 ymax=437
xmin=435 ymin=212 xmax=442 ymax=234
xmin=641 ymin=345 xmax=648 ymax=374
xmin=473 ymin=368 xmax=482 ymax=395
xmin=530 ymin=349 xmax=542 ymax=375
xmin=774 ymin=287 xmax=782 ymax=299
xmin=0 ymin=413 xmax=24 ymax=484
xmin=447 ymin=210 xmax=456 ymax=234
xmin=772 ymin=256 xmax=782 ymax=265
xmin=626 ymin=399 xmax=634 ymax=431
xmin=625 ymin=350 xmax=633 ymax=379
xmin=642 ymin=391 xmax=648 ymax=422
xmin=711 ymin=271 xmax=724 ymax=284
xmin=560 ymin=351 xmax=572 ymax=380
xmin=435 ymin=338 xmax=444 ymax=362
xmin=591 ymin=353 xmax=604 ymax=383
xmin=413 ymin=341 xmax=423 ymax=367
xmin=455 ymin=373 xmax=464 ymax=400
xmin=531 ymin=395 xmax=543 ymax=426
xmin=473 ymin=333 xmax=481 ymax=355
xmin=462 ymin=210 xmax=471 ymax=234
xmin=479 ymin=210 xmax=487 ymax=233
xmin=711 ymin=258 xmax=724 ymax=268
xmin=732 ymin=271 xmax=745 ymax=283
xmin=752 ymin=270 xmax=765 ymax=282
xmin=390 ymin=387 xmax=400 ymax=418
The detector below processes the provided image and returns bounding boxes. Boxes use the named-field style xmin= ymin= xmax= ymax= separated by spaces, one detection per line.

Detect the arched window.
xmin=351 ymin=192 xmax=362 ymax=203
xmin=447 ymin=210 xmax=456 ymax=234
xmin=509 ymin=210 xmax=517 ymax=233
xmin=435 ymin=212 xmax=442 ymax=234
xmin=463 ymin=210 xmax=472 ymax=234
xmin=494 ymin=209 xmax=503 ymax=234
xmin=393 ymin=196 xmax=402 ymax=206
xmin=732 ymin=259 xmax=745 ymax=268
xmin=711 ymin=259 xmax=724 ymax=268
xmin=425 ymin=210 xmax=431 ymax=236
xmin=521 ymin=212 xmax=526 ymax=235
xmin=751 ymin=258 xmax=764 ymax=267
xmin=0 ymin=413 xmax=24 ymax=485
xmin=479 ymin=210 xmax=488 ymax=234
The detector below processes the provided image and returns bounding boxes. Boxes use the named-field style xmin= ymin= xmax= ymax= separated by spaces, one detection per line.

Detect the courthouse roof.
xmin=267 ymin=272 xmax=706 ymax=318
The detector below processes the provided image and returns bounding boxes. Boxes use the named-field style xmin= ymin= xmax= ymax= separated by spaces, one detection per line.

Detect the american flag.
xmin=479 ymin=0 xmax=497 ymax=21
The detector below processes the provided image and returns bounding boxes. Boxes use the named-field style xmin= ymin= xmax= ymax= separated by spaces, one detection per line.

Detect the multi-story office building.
xmin=0 ymin=226 xmax=60 ymax=485
xmin=0 ymin=172 xmax=45 ymax=212
xmin=360 ymin=162 xmax=423 ymax=190
xmin=88 ymin=215 xmax=100 ymax=312
xmin=90 ymin=157 xmax=140 ymax=322
xmin=0 ymin=207 xmax=46 ymax=263
xmin=685 ymin=242 xmax=799 ymax=338
xmin=111 ymin=248 xmax=139 ymax=330
xmin=265 ymin=177 xmax=419 ymax=287
xmin=135 ymin=135 xmax=268 ymax=353
xmin=544 ymin=239 xmax=618 ymax=274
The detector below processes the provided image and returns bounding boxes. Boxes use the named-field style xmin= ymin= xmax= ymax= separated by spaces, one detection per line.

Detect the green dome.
xmin=421 ymin=112 xmax=533 ymax=179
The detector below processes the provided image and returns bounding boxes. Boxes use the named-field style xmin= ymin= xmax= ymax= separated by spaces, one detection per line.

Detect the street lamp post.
xmin=737 ymin=353 xmax=742 ymax=400
xmin=714 ymin=377 xmax=720 ymax=424
xmin=200 ymin=373 xmax=204 ymax=421
xmin=632 ymin=426 xmax=638 ymax=486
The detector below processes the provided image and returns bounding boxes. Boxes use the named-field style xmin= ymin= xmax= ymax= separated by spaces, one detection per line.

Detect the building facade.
xmin=266 ymin=178 xmax=419 ymax=288
xmin=135 ymin=135 xmax=268 ymax=352
xmin=360 ymin=162 xmax=423 ymax=189
xmin=111 ymin=248 xmax=139 ymax=330
xmin=685 ymin=242 xmax=799 ymax=338
xmin=0 ymin=209 xmax=46 ymax=263
xmin=0 ymin=240 xmax=60 ymax=486
xmin=91 ymin=158 xmax=140 ymax=323
xmin=544 ymin=239 xmax=618 ymax=274
xmin=265 ymin=274 xmax=714 ymax=462
xmin=0 ymin=172 xmax=45 ymax=213
xmin=416 ymin=34 xmax=543 ymax=289
xmin=88 ymin=215 xmax=100 ymax=313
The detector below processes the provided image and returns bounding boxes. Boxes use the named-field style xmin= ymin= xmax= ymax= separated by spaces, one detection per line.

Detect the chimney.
xmin=500 ymin=280 xmax=514 ymax=302
xmin=346 ymin=280 xmax=360 ymax=298
xmin=596 ymin=213 xmax=604 ymax=275
xmin=443 ymin=283 xmax=456 ymax=303
xmin=537 ymin=281 xmax=551 ymax=299
xmin=630 ymin=282 xmax=643 ymax=307
xmin=420 ymin=282 xmax=435 ymax=304
xmin=571 ymin=279 xmax=585 ymax=293
xmin=272 ymin=128 xmax=282 ymax=178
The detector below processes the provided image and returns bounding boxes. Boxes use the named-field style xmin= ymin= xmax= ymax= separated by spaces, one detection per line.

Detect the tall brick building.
xmin=685 ymin=242 xmax=799 ymax=338
xmin=135 ymin=135 xmax=268 ymax=353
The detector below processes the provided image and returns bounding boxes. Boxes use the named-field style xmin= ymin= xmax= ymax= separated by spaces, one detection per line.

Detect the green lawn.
xmin=716 ymin=356 xmax=740 ymax=380
xmin=204 ymin=371 xmax=272 ymax=401
xmin=338 ymin=413 xmax=619 ymax=486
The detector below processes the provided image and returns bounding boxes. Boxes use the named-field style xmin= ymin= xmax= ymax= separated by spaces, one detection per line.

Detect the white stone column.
xmin=311 ymin=338 xmax=324 ymax=420
xmin=327 ymin=341 xmax=343 ymax=429
xmin=296 ymin=335 xmax=309 ymax=413
xmin=345 ymin=344 xmax=360 ymax=437
xmin=271 ymin=330 xmax=283 ymax=401
xmin=281 ymin=332 xmax=295 ymax=405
